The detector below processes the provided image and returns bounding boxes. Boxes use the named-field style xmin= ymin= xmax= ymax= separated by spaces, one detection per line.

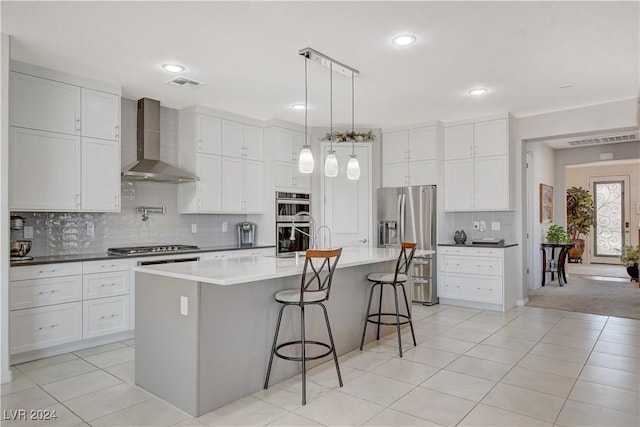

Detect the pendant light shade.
xmin=347 ymin=155 xmax=360 ymax=180
xmin=324 ymin=151 xmax=339 ymax=177
xmin=298 ymin=147 xmax=314 ymax=173
xmin=297 ymin=53 xmax=314 ymax=174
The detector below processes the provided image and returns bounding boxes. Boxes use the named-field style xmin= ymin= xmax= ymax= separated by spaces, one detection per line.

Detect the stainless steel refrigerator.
xmin=377 ymin=185 xmax=438 ymax=305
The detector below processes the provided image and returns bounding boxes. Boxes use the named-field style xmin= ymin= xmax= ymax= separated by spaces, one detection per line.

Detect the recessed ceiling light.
xmin=468 ymin=88 xmax=488 ymax=96
xmin=392 ymin=35 xmax=416 ymax=47
xmin=290 ymin=104 xmax=306 ymax=111
xmin=162 ymin=64 xmax=185 ymax=73
xmin=559 ymin=84 xmax=573 ymax=89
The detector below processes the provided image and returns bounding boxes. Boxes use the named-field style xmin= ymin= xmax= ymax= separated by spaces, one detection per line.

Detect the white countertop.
xmin=134 ymin=247 xmax=435 ymax=286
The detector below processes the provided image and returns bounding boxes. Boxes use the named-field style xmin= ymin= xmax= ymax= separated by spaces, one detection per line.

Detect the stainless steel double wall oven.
xmin=275 ymin=191 xmax=311 ymax=257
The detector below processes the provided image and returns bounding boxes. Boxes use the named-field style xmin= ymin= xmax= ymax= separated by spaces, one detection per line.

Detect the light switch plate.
xmin=191 ymin=224 xmax=197 ymax=233
xmin=180 ymin=296 xmax=188 ymax=316
xmin=222 ymin=221 xmax=228 ymax=232
xmin=86 ymin=222 xmax=95 ymax=237
xmin=491 ymin=221 xmax=501 ymax=231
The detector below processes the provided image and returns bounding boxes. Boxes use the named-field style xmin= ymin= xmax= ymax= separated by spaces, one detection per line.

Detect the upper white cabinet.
xmin=222 ymin=120 xmax=264 ymax=161
xmin=443 ymin=117 xmax=511 ymax=211
xmin=179 ymin=106 xmax=264 ymax=213
xmin=269 ymin=126 xmax=310 ymax=191
xmin=10 ymin=127 xmax=81 ymax=211
xmin=382 ymin=124 xmax=439 ymax=187
xmin=10 ymin=72 xmax=81 ymax=135
xmin=9 ymin=65 xmax=121 ymax=212
xmin=81 ymin=89 xmax=120 ymax=141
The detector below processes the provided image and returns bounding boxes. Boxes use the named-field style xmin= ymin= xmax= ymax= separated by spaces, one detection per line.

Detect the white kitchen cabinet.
xmin=222 ymin=120 xmax=264 ymax=161
xmin=382 ymin=125 xmax=439 ymax=187
xmin=10 ymin=262 xmax=83 ymax=281
xmin=274 ymin=127 xmax=295 ymax=162
xmin=10 ymin=71 xmax=80 ymax=135
xmin=83 ymin=295 xmax=130 ymax=339
xmin=81 ymin=88 xmax=120 ymax=141
xmin=82 ymin=137 xmax=120 ymax=211
xmin=221 ymin=157 xmax=264 ymax=213
xmin=179 ymin=154 xmax=222 ymax=213
xmin=9 ymin=67 xmax=121 ymax=213
xmin=437 ymin=245 xmax=517 ymax=311
xmin=443 ymin=117 xmax=511 ymax=211
xmin=10 ymin=127 xmax=81 ymax=211
xmin=197 ymin=114 xmax=222 ymax=155
xmin=10 ymin=302 xmax=83 ymax=354
xmin=272 ymin=127 xmax=310 ymax=190
xmin=274 ymin=161 xmax=311 ymax=190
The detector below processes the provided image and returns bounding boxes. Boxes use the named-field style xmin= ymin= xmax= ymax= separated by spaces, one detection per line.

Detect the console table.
xmin=541 ymin=243 xmax=574 ymax=287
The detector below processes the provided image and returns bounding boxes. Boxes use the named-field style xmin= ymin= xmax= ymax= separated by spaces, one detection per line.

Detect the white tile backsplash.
xmin=449 ymin=211 xmax=517 ymax=243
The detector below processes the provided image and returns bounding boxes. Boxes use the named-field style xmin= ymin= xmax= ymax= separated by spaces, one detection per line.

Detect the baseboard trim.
xmin=1 ymin=369 xmax=13 ymax=384
xmin=516 ymin=298 xmax=529 ymax=306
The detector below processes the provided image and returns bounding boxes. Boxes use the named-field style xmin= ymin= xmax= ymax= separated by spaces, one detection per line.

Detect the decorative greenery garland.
xmin=323 ymin=130 xmax=376 ymax=142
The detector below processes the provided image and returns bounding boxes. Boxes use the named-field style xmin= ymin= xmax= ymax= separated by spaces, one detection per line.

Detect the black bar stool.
xmin=359 ymin=242 xmax=417 ymax=357
xmin=264 ymin=248 xmax=343 ymax=405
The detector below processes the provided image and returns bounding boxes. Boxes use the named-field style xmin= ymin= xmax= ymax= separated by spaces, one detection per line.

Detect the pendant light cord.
xmin=351 ymin=71 xmax=355 ymax=156
xmin=304 ymin=56 xmax=308 ymax=144
xmin=330 ymin=62 xmax=333 ymax=152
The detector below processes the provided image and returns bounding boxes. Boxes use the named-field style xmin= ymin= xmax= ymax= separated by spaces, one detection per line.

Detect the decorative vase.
xmin=627 ymin=264 xmax=639 ymax=282
xmin=454 ymin=230 xmax=467 ymax=244
xmin=568 ymin=239 xmax=585 ymax=263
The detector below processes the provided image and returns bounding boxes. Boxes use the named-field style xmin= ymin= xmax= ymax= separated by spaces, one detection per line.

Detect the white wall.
xmin=565 ymin=159 xmax=640 ymax=262
xmin=516 ymin=98 xmax=639 ymax=301
xmin=1 ymin=33 xmax=12 ymax=384
xmin=526 ymin=141 xmax=555 ymax=289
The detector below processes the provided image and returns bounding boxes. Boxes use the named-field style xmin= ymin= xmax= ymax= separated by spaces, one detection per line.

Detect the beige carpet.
xmin=527 ymin=275 xmax=640 ymax=319
xmin=566 ymin=262 xmax=628 ymax=279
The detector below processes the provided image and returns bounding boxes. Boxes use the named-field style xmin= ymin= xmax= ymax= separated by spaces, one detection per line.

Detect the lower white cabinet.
xmin=10 ymin=302 xmax=83 ymax=354
xmin=83 ymin=295 xmax=130 ymax=339
xmin=437 ymin=245 xmax=516 ymax=311
xmin=10 ymin=275 xmax=83 ymax=310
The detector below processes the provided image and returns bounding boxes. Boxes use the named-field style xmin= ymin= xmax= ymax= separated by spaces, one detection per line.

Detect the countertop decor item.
xmin=453 ymin=230 xmax=467 ymax=244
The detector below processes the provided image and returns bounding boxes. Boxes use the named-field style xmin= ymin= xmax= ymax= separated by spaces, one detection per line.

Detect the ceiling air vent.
xmin=567 ymin=132 xmax=639 ymax=146
xmin=165 ymin=76 xmax=205 ymax=89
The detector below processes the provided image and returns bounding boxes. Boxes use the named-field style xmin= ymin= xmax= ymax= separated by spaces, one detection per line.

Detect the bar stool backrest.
xmin=393 ymin=242 xmax=417 ymax=283
xmin=299 ymin=248 xmax=343 ymax=303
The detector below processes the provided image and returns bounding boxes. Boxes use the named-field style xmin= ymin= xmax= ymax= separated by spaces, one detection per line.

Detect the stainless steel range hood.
xmin=121 ymin=98 xmax=198 ymax=183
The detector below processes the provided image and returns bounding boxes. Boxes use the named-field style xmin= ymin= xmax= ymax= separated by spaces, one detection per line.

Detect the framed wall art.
xmin=540 ymin=183 xmax=553 ymax=223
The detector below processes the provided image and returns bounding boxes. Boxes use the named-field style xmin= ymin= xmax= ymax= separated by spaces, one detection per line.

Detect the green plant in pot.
xmin=546 ymin=224 xmax=570 ymax=244
xmin=620 ymin=244 xmax=639 ymax=282
xmin=566 ymin=186 xmax=595 ymax=262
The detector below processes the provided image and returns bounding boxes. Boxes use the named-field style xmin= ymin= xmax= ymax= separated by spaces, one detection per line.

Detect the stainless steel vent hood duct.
xmin=121 ymin=98 xmax=198 ymax=183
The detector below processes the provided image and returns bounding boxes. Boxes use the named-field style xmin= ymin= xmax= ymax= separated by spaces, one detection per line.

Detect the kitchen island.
xmin=134 ymin=247 xmax=429 ymax=416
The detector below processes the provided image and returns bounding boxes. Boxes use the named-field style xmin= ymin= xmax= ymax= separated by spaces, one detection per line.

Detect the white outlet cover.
xmin=491 ymin=221 xmax=501 ymax=231
xmin=191 ymin=224 xmax=197 ymax=233
xmin=222 ymin=221 xmax=228 ymax=232
xmin=180 ymin=296 xmax=188 ymax=316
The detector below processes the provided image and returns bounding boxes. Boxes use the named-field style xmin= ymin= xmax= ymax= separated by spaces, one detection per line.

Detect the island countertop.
xmin=134 ymin=246 xmax=434 ymax=286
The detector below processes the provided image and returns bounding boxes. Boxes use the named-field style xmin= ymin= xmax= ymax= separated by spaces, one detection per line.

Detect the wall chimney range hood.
xmin=121 ymin=98 xmax=198 ymax=183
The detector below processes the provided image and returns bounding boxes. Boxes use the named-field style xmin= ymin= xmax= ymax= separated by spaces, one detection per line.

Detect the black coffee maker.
xmin=237 ymin=222 xmax=256 ymax=247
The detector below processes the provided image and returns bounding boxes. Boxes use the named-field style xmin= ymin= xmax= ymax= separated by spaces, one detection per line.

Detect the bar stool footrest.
xmin=366 ymin=312 xmax=412 ymax=326
xmin=274 ymin=340 xmax=333 ymax=362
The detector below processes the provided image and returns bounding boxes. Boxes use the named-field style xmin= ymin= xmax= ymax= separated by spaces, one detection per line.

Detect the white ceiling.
xmin=2 ymin=1 xmax=638 ymax=129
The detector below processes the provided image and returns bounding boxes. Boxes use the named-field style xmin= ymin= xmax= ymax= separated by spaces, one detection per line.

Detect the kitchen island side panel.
xmin=135 ymin=273 xmax=200 ymax=416
xmin=197 ymin=259 xmax=396 ymax=415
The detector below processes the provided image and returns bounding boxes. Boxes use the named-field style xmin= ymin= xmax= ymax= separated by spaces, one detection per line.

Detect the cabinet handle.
xmin=197 ymin=199 xmax=202 ymax=208
xmin=38 ymin=324 xmax=59 ymax=330
xmin=115 ymin=195 xmax=119 ymax=209
xmin=100 ymin=283 xmax=117 ymax=288
xmin=76 ymin=194 xmax=81 ymax=209
xmin=114 ymin=125 xmax=119 ymax=139
xmin=100 ymin=314 xmax=118 ymax=320
xmin=38 ymin=289 xmax=59 ymax=295
xmin=100 ymin=264 xmax=117 ymax=268
xmin=76 ymin=119 xmax=81 ymax=133
xmin=38 ymin=269 xmax=58 ymax=274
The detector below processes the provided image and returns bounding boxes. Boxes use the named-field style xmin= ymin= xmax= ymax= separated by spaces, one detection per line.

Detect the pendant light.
xmin=298 ymin=56 xmax=314 ymax=173
xmin=324 ymin=62 xmax=339 ymax=177
xmin=346 ymin=71 xmax=360 ymax=180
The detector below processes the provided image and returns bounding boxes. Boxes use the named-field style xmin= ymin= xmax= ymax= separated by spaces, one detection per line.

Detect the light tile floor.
xmin=1 ymin=305 xmax=639 ymax=426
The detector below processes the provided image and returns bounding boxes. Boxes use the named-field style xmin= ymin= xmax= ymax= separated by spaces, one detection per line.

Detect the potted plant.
xmin=546 ymin=224 xmax=570 ymax=244
xmin=620 ymin=244 xmax=639 ymax=282
xmin=566 ymin=186 xmax=595 ymax=262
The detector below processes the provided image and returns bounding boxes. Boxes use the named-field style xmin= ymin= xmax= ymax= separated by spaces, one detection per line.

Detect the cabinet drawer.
xmin=83 ymin=271 xmax=130 ymax=300
xmin=10 ymin=276 xmax=82 ymax=310
xmin=83 ymin=259 xmax=130 ymax=274
xmin=439 ymin=255 xmax=502 ymax=276
xmin=83 ymin=296 xmax=130 ymax=339
xmin=10 ymin=262 xmax=83 ymax=281
xmin=10 ymin=302 xmax=82 ymax=354
xmin=439 ymin=273 xmax=502 ymax=304
xmin=438 ymin=246 xmax=503 ymax=257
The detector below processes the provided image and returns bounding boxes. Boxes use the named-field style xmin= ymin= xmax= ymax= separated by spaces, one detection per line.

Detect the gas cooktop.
xmin=108 ymin=245 xmax=199 ymax=256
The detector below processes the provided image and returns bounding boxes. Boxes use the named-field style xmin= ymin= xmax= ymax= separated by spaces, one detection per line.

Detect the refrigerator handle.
xmin=400 ymin=194 xmax=406 ymax=242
